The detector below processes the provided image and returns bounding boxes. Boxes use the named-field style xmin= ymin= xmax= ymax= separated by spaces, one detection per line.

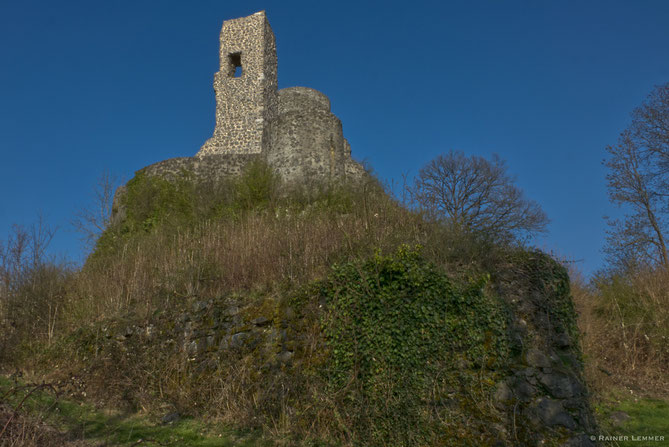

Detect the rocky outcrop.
xmin=492 ymin=252 xmax=597 ymax=446
xmin=91 ymin=252 xmax=596 ymax=446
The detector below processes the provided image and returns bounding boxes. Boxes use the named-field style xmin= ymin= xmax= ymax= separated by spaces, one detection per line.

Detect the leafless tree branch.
xmin=408 ymin=150 xmax=548 ymax=243
xmin=71 ymin=171 xmax=119 ymax=250
xmin=604 ymin=83 xmax=669 ymax=271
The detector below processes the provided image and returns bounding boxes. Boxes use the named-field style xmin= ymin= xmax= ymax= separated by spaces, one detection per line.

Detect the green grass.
xmin=0 ymin=377 xmax=269 ymax=446
xmin=595 ymin=393 xmax=669 ymax=447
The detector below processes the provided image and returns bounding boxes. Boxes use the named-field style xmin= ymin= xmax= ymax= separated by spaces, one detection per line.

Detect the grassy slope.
xmin=4 ymin=376 xmax=669 ymax=447
xmin=0 ymin=377 xmax=268 ymax=446
xmin=3 ymin=164 xmax=667 ymax=445
xmin=594 ymin=393 xmax=669 ymax=447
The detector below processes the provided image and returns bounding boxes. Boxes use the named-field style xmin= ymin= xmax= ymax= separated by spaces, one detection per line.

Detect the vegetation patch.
xmin=595 ymin=394 xmax=669 ymax=447
xmin=1 ymin=162 xmax=596 ymax=445
xmin=0 ymin=376 xmax=268 ymax=446
xmin=314 ymin=245 xmax=510 ymax=446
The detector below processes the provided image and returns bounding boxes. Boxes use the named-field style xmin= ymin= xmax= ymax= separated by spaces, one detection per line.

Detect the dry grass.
xmin=66 ymin=185 xmax=427 ymax=323
xmin=0 ymin=406 xmax=69 ymax=447
xmin=0 ymin=381 xmax=71 ymax=447
xmin=571 ymin=268 xmax=669 ymax=397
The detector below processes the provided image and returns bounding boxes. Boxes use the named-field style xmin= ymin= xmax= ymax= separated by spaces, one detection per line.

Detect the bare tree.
xmin=631 ymin=84 xmax=669 ymax=170
xmin=409 ymin=151 xmax=548 ymax=242
xmin=0 ymin=217 xmax=63 ymax=351
xmin=72 ymin=171 xmax=119 ymax=250
xmin=604 ymin=83 xmax=669 ymax=271
xmin=0 ymin=215 xmax=56 ymax=294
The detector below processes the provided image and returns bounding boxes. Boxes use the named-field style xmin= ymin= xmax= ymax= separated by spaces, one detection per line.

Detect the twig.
xmin=0 ymin=382 xmax=59 ymax=439
xmin=131 ymin=436 xmax=172 ymax=446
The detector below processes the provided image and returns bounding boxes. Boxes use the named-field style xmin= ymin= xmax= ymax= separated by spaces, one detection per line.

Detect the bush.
xmin=234 ymin=158 xmax=279 ymax=210
xmin=123 ymin=171 xmax=196 ymax=233
xmin=0 ymin=222 xmax=71 ymax=365
xmin=574 ymin=267 xmax=669 ymax=393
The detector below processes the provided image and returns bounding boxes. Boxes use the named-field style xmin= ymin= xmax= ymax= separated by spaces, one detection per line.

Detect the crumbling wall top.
xmin=278 ymin=87 xmax=331 ymax=115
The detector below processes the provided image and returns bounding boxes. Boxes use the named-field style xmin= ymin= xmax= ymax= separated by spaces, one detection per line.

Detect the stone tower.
xmin=134 ymin=11 xmax=365 ymax=186
xmin=197 ymin=11 xmax=278 ymax=156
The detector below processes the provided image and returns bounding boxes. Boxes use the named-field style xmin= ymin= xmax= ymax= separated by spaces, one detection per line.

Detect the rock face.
xmin=491 ymin=253 xmax=598 ymax=446
xmin=141 ymin=11 xmax=364 ymax=184
xmin=90 ymin=252 xmax=597 ymax=446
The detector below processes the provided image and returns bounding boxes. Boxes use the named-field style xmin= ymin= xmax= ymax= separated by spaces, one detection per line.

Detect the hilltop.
xmin=0 ymin=11 xmax=601 ymax=447
xmin=0 ymin=159 xmax=597 ymax=445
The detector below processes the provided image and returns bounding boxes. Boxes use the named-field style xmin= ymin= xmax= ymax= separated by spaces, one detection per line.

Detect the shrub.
xmin=0 ymin=222 xmax=71 ymax=365
xmin=233 ymin=158 xmax=280 ymax=211
xmin=575 ymin=267 xmax=669 ymax=393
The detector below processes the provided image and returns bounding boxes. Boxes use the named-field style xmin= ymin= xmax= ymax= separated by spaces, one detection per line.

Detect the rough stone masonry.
xmin=141 ymin=11 xmax=364 ymax=183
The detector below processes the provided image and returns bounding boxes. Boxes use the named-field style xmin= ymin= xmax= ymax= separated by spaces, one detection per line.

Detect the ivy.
xmin=318 ymin=245 xmax=510 ymax=445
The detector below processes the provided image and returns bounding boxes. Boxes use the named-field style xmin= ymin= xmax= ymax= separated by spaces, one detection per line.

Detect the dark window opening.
xmin=229 ymin=52 xmax=242 ymax=78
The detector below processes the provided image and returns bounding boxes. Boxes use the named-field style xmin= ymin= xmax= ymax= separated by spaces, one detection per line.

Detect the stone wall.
xmin=95 ymin=253 xmax=596 ymax=446
xmin=197 ymin=12 xmax=278 ymax=156
xmin=269 ymin=87 xmax=365 ymax=182
xmin=140 ymin=154 xmax=260 ymax=181
xmin=491 ymin=254 xmax=597 ymax=446
xmin=193 ymin=12 xmax=364 ymax=183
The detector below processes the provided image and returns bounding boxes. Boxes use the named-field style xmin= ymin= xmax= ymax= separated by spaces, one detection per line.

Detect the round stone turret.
xmin=278 ymin=87 xmax=331 ymax=114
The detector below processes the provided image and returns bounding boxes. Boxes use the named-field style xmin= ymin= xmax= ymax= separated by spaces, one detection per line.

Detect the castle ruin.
xmin=142 ymin=11 xmax=364 ymax=183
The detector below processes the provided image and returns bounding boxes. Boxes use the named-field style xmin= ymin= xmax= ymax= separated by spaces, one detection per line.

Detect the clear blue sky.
xmin=1 ymin=0 xmax=668 ymax=275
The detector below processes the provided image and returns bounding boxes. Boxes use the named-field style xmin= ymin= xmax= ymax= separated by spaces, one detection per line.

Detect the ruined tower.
xmin=136 ymin=11 xmax=365 ymax=184
xmin=197 ymin=11 xmax=278 ymax=156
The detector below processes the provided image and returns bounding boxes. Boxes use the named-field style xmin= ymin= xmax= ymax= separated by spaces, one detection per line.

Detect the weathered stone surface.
xmin=140 ymin=154 xmax=261 ymax=182
xmin=539 ymin=372 xmax=583 ymax=399
xmin=531 ymin=397 xmax=576 ymax=429
xmin=252 ymin=316 xmax=271 ymax=327
xmin=526 ymin=348 xmax=552 ymax=368
xmin=192 ymin=301 xmax=208 ymax=313
xmin=556 ymin=331 xmax=572 ymax=348
xmin=493 ymin=381 xmax=513 ymax=408
xmin=224 ymin=305 xmax=240 ymax=316
xmin=277 ymin=350 xmax=294 ymax=364
xmin=161 ymin=411 xmax=180 ymax=425
xmin=198 ymin=12 xmax=277 ymax=156
xmin=489 ymin=255 xmax=598 ymax=444
xmin=515 ymin=379 xmax=537 ymax=402
xmin=186 ymin=340 xmax=199 ymax=356
xmin=229 ymin=331 xmax=250 ymax=348
xmin=268 ymin=87 xmax=364 ymax=182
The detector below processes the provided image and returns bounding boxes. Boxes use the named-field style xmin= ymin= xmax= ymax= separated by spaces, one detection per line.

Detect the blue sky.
xmin=1 ymin=0 xmax=668 ymax=275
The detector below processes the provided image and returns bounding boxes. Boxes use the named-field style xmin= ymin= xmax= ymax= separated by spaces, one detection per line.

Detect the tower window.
xmin=229 ymin=52 xmax=242 ymax=78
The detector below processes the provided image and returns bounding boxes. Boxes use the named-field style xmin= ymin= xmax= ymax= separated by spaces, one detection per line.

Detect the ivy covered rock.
xmin=52 ymin=246 xmax=596 ymax=446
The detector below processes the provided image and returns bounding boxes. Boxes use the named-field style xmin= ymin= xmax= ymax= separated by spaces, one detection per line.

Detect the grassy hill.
xmin=1 ymin=162 xmax=599 ymax=446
